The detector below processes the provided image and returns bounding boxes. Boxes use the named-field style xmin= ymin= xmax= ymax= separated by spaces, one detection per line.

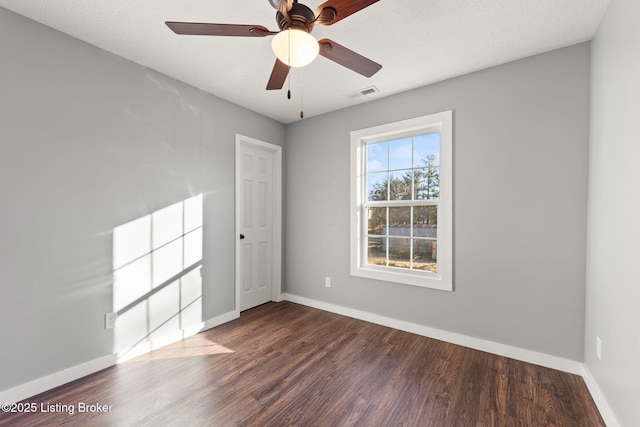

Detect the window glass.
xmin=365 ymin=136 xmax=440 ymax=272
xmin=367 ymin=141 xmax=388 ymax=172
xmin=389 ymin=138 xmax=413 ymax=170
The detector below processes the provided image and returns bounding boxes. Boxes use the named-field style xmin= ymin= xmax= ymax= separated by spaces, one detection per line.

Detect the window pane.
xmin=367 ymin=237 xmax=386 ymax=266
xmin=389 ymin=206 xmax=411 ymax=233
xmin=367 ymin=171 xmax=388 ymax=201
xmin=389 ymin=138 xmax=413 ymax=170
xmin=414 ymin=133 xmax=440 ymax=167
xmin=367 ymin=141 xmax=388 ymax=172
xmin=389 ymin=170 xmax=412 ymax=200
xmin=414 ymin=167 xmax=440 ymax=200
xmin=367 ymin=207 xmax=386 ymax=236
xmin=413 ymin=206 xmax=438 ymax=232
xmin=388 ymin=237 xmax=411 ymax=269
xmin=413 ymin=239 xmax=438 ymax=272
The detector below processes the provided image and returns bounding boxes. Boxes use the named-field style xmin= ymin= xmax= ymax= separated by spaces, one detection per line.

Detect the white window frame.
xmin=350 ymin=111 xmax=453 ymax=291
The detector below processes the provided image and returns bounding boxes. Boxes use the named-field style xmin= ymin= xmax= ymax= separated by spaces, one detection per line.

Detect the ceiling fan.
xmin=165 ymin=0 xmax=382 ymax=91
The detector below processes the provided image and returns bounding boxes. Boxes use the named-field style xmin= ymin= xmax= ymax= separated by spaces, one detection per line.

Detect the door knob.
xmin=240 ymin=234 xmax=245 ymax=240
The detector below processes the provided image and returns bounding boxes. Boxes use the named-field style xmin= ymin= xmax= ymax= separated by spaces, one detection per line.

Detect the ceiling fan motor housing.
xmin=276 ymin=3 xmax=316 ymax=32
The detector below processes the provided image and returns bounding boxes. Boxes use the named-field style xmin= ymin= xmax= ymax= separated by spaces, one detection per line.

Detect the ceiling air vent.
xmin=345 ymin=86 xmax=380 ymax=100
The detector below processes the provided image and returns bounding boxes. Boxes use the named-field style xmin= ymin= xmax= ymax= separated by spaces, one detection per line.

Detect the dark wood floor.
xmin=1 ymin=301 xmax=604 ymax=426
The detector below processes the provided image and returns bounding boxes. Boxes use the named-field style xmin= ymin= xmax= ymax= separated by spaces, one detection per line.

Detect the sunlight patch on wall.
xmin=113 ymin=194 xmax=204 ymax=361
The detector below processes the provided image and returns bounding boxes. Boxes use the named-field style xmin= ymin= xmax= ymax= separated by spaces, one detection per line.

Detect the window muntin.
xmin=350 ymin=111 xmax=452 ymax=291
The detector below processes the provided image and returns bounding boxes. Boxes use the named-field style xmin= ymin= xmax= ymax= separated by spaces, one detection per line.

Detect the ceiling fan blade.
xmin=268 ymin=0 xmax=292 ymax=11
xmin=266 ymin=59 xmax=291 ymax=90
xmin=315 ymin=0 xmax=379 ymax=25
xmin=318 ymin=39 xmax=382 ymax=77
xmin=165 ymin=22 xmax=273 ymax=37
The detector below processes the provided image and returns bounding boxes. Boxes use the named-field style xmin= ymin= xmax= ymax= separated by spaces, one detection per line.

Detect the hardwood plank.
xmin=0 ymin=301 xmax=605 ymax=426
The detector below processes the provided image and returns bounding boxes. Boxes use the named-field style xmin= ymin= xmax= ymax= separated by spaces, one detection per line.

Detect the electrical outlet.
xmin=325 ymin=277 xmax=331 ymax=288
xmin=105 ymin=312 xmax=117 ymax=330
xmin=596 ymin=336 xmax=602 ymax=360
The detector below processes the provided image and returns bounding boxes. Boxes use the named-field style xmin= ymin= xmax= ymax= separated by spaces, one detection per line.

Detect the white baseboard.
xmin=581 ymin=365 xmax=620 ymax=427
xmin=202 ymin=310 xmax=239 ymax=331
xmin=282 ymin=293 xmax=583 ymax=375
xmin=0 ymin=354 xmax=117 ymax=405
xmin=0 ymin=310 xmax=239 ymax=404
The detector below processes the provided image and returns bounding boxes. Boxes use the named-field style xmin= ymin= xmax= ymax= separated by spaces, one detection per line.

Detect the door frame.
xmin=235 ymin=134 xmax=283 ymax=314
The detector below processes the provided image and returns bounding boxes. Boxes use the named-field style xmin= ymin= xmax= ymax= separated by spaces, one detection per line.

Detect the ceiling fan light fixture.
xmin=271 ymin=28 xmax=319 ymax=67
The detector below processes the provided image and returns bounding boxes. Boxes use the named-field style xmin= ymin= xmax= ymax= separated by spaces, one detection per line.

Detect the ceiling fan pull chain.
xmin=300 ymin=67 xmax=304 ymax=119
xmin=287 ymin=28 xmax=292 ymax=100
xmin=287 ymin=27 xmax=291 ymax=70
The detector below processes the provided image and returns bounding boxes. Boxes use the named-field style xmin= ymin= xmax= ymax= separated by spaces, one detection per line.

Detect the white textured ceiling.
xmin=0 ymin=0 xmax=610 ymax=124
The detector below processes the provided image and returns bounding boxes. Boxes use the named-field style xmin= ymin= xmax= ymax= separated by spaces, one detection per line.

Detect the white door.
xmin=237 ymin=141 xmax=275 ymax=311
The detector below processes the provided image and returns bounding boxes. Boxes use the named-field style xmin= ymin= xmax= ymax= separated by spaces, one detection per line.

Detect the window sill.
xmin=351 ymin=265 xmax=452 ymax=291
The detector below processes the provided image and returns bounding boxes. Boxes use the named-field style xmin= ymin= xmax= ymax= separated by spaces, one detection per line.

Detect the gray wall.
xmin=0 ymin=7 xmax=284 ymax=391
xmin=587 ymin=0 xmax=640 ymax=425
xmin=285 ymin=43 xmax=591 ymax=361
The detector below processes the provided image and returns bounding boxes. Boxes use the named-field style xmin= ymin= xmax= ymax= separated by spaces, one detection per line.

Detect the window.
xmin=350 ymin=111 xmax=452 ymax=290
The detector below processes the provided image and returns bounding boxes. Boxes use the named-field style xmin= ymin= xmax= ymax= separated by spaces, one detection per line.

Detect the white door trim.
xmin=235 ymin=134 xmax=283 ymax=314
